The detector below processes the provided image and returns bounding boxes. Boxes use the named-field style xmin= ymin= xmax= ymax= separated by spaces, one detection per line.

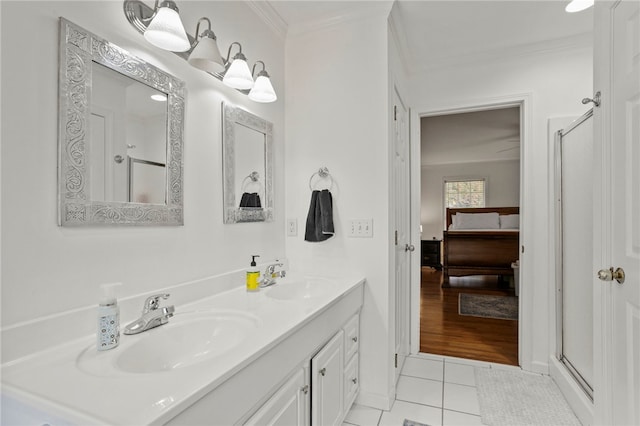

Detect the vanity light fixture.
xmin=187 ymin=18 xmax=225 ymax=73
xmin=142 ymin=0 xmax=191 ymax=52
xmin=249 ymin=61 xmax=277 ymax=103
xmin=151 ymin=94 xmax=167 ymax=102
xmin=123 ymin=0 xmax=278 ymax=102
xmin=222 ymin=43 xmax=255 ymax=90
xmin=565 ymin=0 xmax=593 ymax=12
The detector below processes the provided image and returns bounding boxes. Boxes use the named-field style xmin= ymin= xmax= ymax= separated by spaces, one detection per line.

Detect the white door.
xmin=393 ymin=88 xmax=411 ymax=382
xmin=593 ymin=1 xmax=640 ymax=424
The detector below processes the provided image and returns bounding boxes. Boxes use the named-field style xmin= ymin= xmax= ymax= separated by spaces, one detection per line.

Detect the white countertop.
xmin=1 ymin=273 xmax=365 ymax=425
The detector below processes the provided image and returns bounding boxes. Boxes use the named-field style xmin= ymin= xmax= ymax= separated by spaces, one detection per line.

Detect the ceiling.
xmin=420 ymin=107 xmax=521 ymax=166
xmin=268 ymin=1 xmax=593 ymax=73
xmin=267 ymin=0 xmax=593 ymax=165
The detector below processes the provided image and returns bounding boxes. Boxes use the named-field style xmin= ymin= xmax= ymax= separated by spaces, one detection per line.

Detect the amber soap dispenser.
xmin=246 ymin=255 xmax=260 ymax=292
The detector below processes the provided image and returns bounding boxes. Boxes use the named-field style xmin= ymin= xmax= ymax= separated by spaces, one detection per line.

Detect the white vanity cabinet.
xmin=245 ymin=366 xmax=310 ymax=426
xmin=311 ymin=330 xmax=345 ymax=425
xmin=343 ymin=313 xmax=360 ymax=410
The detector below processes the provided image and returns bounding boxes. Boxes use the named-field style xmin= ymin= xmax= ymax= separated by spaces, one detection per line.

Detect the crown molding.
xmin=286 ymin=2 xmax=393 ymax=37
xmin=246 ymin=0 xmax=288 ymax=40
xmin=413 ymin=31 xmax=593 ymax=75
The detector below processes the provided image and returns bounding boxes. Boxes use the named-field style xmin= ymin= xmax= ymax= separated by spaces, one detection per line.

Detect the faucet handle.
xmin=143 ymin=293 xmax=170 ymax=313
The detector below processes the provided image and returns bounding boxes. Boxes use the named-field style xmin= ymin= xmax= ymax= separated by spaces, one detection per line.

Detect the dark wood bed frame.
xmin=442 ymin=207 xmax=520 ymax=286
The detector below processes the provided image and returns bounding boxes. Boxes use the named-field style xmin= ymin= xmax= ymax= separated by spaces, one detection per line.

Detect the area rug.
xmin=458 ymin=293 xmax=518 ymax=320
xmin=403 ymin=419 xmax=429 ymax=426
xmin=475 ymin=367 xmax=581 ymax=426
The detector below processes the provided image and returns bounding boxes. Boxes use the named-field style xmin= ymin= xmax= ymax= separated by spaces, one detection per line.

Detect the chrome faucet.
xmin=124 ymin=293 xmax=175 ymax=335
xmin=260 ymin=262 xmax=286 ymax=287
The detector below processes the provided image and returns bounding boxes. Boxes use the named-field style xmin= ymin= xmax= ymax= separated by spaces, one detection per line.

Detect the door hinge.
xmin=394 ymin=105 xmax=397 ymax=121
xmin=395 ymin=230 xmax=398 ymax=246
xmin=395 ymin=353 xmax=398 ymax=368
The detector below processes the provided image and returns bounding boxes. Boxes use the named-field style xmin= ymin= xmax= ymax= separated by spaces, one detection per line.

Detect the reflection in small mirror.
xmin=91 ymin=62 xmax=167 ymax=204
xmin=222 ymin=103 xmax=273 ymax=223
xmin=234 ymin=124 xmax=266 ymax=209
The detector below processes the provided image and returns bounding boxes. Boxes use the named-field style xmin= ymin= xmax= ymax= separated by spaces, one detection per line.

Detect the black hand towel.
xmin=305 ymin=189 xmax=334 ymax=242
xmin=239 ymin=192 xmax=261 ymax=208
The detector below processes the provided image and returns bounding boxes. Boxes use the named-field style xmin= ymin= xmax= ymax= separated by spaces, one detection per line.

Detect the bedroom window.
xmin=444 ymin=179 xmax=486 ymax=208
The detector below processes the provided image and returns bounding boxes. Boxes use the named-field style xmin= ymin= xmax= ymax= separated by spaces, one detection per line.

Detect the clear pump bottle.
xmin=97 ymin=282 xmax=121 ymax=351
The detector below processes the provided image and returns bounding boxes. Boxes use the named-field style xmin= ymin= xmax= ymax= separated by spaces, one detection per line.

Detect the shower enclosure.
xmin=554 ymin=109 xmax=594 ymax=399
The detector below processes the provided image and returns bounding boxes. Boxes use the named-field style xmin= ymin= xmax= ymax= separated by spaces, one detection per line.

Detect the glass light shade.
xmin=222 ymin=57 xmax=254 ymax=90
xmin=249 ymin=75 xmax=277 ymax=103
xmin=144 ymin=5 xmax=191 ymax=52
xmin=565 ymin=0 xmax=593 ymax=12
xmin=188 ymin=36 xmax=225 ymax=73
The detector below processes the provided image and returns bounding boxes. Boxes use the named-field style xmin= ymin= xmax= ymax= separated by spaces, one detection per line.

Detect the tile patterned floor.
xmin=343 ymin=354 xmax=523 ymax=426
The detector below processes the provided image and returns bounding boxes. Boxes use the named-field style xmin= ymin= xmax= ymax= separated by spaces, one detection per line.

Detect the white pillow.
xmin=449 ymin=214 xmax=459 ymax=230
xmin=455 ymin=212 xmax=500 ymax=229
xmin=500 ymin=214 xmax=519 ymax=229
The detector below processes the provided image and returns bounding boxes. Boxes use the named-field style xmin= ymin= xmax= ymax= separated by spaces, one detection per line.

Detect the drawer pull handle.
xmin=301 ymin=385 xmax=309 ymax=394
xmin=352 ymin=378 xmax=357 ymax=384
xmin=320 ymin=368 xmax=326 ymax=376
xmin=352 ymin=336 xmax=358 ymax=342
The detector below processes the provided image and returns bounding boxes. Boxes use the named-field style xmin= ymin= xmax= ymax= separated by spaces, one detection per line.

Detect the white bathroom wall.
xmin=284 ymin=4 xmax=396 ymax=409
xmin=421 ymin=160 xmax=520 ymax=239
xmin=409 ymin=44 xmax=593 ymax=372
xmin=0 ymin=1 xmax=285 ymax=359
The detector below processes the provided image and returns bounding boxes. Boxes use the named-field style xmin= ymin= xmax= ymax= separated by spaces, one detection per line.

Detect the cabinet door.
xmin=311 ymin=330 xmax=344 ymax=426
xmin=244 ymin=366 xmax=309 ymax=426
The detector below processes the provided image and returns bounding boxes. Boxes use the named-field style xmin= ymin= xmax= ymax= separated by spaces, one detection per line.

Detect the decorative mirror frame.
xmin=58 ymin=18 xmax=186 ymax=226
xmin=222 ymin=103 xmax=274 ymax=223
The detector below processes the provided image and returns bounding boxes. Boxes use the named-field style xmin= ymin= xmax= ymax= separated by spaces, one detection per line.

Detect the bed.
xmin=442 ymin=207 xmax=520 ymax=286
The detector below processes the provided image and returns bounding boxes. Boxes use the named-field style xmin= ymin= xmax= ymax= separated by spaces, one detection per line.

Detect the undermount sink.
xmin=265 ymin=277 xmax=337 ymax=301
xmin=77 ymin=310 xmax=259 ymax=376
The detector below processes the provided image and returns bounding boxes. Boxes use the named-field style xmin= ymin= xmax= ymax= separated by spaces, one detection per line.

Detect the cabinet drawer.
xmin=344 ymin=356 xmax=359 ymax=411
xmin=343 ymin=314 xmax=359 ymax=363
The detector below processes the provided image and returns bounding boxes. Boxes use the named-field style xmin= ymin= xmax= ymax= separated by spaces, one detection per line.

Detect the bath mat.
xmin=475 ymin=367 xmax=581 ymax=425
xmin=403 ymin=419 xmax=429 ymax=426
xmin=458 ymin=293 xmax=518 ymax=320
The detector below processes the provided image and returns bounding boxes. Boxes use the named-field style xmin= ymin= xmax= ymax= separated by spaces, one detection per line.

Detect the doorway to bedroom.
xmin=418 ymin=105 xmax=521 ymax=365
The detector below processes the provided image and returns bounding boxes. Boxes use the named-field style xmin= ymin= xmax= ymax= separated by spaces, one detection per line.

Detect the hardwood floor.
xmin=419 ymin=267 xmax=519 ymax=366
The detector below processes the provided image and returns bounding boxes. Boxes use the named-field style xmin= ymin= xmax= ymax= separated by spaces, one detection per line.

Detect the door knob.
xmin=319 ymin=368 xmax=326 ymax=376
xmin=405 ymin=244 xmax=415 ymax=252
xmin=597 ymin=267 xmax=625 ymax=284
xmin=582 ymin=91 xmax=601 ymax=107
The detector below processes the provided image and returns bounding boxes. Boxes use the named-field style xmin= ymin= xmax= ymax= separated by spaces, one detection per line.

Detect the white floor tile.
xmin=396 ymin=375 xmax=443 ymax=407
xmin=402 ymin=356 xmax=444 ymax=381
xmin=444 ymin=362 xmax=476 ymax=386
xmin=443 ymin=383 xmax=480 ymax=415
xmin=379 ymin=400 xmax=443 ymax=426
xmin=442 ymin=409 xmax=485 ymax=426
xmin=343 ymin=404 xmax=382 ymax=426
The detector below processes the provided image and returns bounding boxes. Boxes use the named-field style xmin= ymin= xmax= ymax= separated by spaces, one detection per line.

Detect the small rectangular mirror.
xmin=222 ymin=103 xmax=273 ymax=223
xmin=58 ymin=18 xmax=185 ymax=226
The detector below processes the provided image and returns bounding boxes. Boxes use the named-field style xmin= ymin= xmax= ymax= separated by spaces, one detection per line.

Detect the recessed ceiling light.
xmin=565 ymin=0 xmax=593 ymax=13
xmin=151 ymin=94 xmax=167 ymax=102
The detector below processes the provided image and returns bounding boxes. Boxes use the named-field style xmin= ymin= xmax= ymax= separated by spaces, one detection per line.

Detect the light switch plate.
xmin=348 ymin=219 xmax=373 ymax=237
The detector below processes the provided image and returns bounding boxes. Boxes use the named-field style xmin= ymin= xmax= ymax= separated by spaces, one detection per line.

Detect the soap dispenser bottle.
xmin=97 ymin=282 xmax=122 ymax=351
xmin=246 ymin=255 xmax=260 ymax=292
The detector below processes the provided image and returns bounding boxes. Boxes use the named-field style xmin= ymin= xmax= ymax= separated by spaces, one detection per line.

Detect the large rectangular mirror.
xmin=222 ymin=103 xmax=273 ymax=223
xmin=58 ymin=18 xmax=185 ymax=226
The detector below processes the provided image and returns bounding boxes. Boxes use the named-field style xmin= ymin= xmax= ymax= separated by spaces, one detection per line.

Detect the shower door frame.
xmin=554 ymin=108 xmax=594 ymax=400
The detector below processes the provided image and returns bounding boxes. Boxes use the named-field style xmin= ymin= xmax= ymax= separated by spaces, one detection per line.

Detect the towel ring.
xmin=309 ymin=167 xmax=333 ymax=191
xmin=241 ymin=171 xmax=261 ymax=191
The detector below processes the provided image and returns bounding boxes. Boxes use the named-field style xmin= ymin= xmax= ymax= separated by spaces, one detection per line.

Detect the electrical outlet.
xmin=348 ymin=219 xmax=373 ymax=238
xmin=287 ymin=219 xmax=297 ymax=236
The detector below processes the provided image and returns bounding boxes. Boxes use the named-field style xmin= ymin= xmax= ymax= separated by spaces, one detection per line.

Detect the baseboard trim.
xmin=355 ymin=389 xmax=393 ymax=411
xmin=529 ymin=360 xmax=549 ymax=375
xmin=549 ymin=357 xmax=593 ymax=425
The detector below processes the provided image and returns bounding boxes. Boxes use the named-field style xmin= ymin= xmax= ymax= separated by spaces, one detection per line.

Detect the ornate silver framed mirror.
xmin=222 ymin=103 xmax=273 ymax=223
xmin=58 ymin=18 xmax=186 ymax=226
